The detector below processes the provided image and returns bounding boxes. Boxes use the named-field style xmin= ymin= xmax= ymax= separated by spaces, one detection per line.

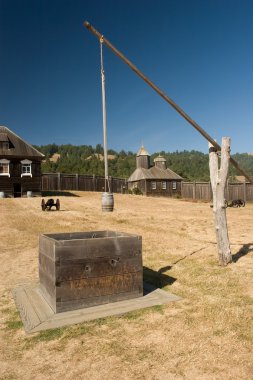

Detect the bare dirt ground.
xmin=0 ymin=192 xmax=252 ymax=380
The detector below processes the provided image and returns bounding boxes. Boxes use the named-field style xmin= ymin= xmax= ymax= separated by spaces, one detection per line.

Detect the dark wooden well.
xmin=39 ymin=231 xmax=143 ymax=313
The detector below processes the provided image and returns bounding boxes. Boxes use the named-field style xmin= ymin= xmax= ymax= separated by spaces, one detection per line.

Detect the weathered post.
xmin=209 ymin=137 xmax=232 ymax=265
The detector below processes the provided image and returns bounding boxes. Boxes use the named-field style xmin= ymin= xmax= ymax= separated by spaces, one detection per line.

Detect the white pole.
xmin=100 ymin=37 xmax=110 ymax=192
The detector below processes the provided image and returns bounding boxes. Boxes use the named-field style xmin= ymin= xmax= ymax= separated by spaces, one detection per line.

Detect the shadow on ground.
xmin=232 ymin=244 xmax=253 ymax=262
xmin=42 ymin=191 xmax=79 ymax=197
xmin=143 ymin=266 xmax=176 ymax=294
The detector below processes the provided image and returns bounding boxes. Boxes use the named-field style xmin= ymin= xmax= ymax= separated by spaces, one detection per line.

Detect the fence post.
xmin=193 ymin=182 xmax=196 ymax=200
xmin=243 ymin=181 xmax=247 ymax=201
xmin=57 ymin=173 xmax=61 ymax=191
xmin=93 ymin=174 xmax=96 ymax=191
xmin=76 ymin=174 xmax=79 ymax=191
xmin=109 ymin=176 xmax=113 ymax=192
xmin=209 ymin=181 xmax=212 ymax=201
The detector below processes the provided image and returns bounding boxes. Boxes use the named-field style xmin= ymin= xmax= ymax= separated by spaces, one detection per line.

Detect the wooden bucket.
xmin=27 ymin=191 xmax=32 ymax=198
xmin=0 ymin=192 xmax=5 ymax=198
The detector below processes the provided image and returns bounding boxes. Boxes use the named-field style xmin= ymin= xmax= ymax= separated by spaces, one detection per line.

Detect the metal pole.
xmin=100 ymin=37 xmax=110 ymax=192
xmin=84 ymin=21 xmax=252 ymax=183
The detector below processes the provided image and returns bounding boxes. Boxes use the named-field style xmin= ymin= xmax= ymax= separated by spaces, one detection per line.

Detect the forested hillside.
xmin=34 ymin=144 xmax=253 ymax=181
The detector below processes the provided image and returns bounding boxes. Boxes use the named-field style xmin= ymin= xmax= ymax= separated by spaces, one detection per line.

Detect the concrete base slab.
xmin=12 ymin=283 xmax=181 ymax=334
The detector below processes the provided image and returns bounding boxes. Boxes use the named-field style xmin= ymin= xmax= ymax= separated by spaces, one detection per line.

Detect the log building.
xmin=0 ymin=126 xmax=44 ymax=197
xmin=128 ymin=145 xmax=183 ymax=196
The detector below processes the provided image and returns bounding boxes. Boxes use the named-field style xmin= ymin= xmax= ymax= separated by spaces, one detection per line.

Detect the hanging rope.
xmin=100 ymin=37 xmax=111 ymax=193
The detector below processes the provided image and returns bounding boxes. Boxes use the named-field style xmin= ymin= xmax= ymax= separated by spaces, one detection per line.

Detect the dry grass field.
xmin=0 ymin=192 xmax=252 ymax=380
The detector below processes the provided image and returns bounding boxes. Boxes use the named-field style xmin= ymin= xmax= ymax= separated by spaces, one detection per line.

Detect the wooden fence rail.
xmin=41 ymin=173 xmax=128 ymax=194
xmin=181 ymin=181 xmax=253 ymax=202
xmin=41 ymin=174 xmax=253 ymax=201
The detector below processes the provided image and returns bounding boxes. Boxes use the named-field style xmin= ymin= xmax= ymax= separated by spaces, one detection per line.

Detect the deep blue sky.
xmin=1 ymin=0 xmax=253 ymax=154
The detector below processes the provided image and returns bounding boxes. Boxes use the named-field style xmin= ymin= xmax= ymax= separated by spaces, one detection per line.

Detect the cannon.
xmin=225 ymin=199 xmax=245 ymax=208
xmin=210 ymin=199 xmax=245 ymax=208
xmin=41 ymin=198 xmax=60 ymax=211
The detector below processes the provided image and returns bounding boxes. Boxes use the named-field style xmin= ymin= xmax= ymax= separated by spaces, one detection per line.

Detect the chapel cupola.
xmin=136 ymin=145 xmax=150 ymax=169
xmin=154 ymin=154 xmax=167 ymax=170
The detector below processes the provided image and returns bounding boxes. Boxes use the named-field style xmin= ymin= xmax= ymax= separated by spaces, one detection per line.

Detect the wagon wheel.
xmin=56 ymin=199 xmax=60 ymax=211
xmin=224 ymin=200 xmax=228 ymax=208
xmin=232 ymin=200 xmax=239 ymax=208
xmin=241 ymin=200 xmax=245 ymax=207
xmin=41 ymin=199 xmax=46 ymax=211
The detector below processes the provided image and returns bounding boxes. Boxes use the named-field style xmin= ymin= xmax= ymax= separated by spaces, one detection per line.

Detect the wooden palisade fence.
xmin=42 ymin=173 xmax=253 ymax=201
xmin=41 ymin=173 xmax=128 ymax=194
xmin=181 ymin=181 xmax=253 ymax=202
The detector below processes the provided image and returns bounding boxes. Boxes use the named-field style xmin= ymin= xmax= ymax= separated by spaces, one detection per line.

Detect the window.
xmin=172 ymin=182 xmax=177 ymax=190
xmin=22 ymin=164 xmax=31 ymax=174
xmin=151 ymin=181 xmax=156 ymax=190
xmin=0 ymin=159 xmax=10 ymax=177
xmin=162 ymin=181 xmax=167 ymax=190
xmin=21 ymin=160 xmax=32 ymax=177
xmin=0 ymin=141 xmax=9 ymax=150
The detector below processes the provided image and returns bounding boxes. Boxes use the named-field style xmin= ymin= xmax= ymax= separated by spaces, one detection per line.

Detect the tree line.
xmin=33 ymin=143 xmax=253 ymax=181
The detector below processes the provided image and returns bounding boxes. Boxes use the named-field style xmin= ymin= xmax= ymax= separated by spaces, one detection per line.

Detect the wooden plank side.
xmin=25 ymin=285 xmax=54 ymax=321
xmin=34 ymin=288 xmax=180 ymax=331
xmin=12 ymin=287 xmax=41 ymax=332
xmin=57 ymin=271 xmax=143 ymax=301
xmin=39 ymin=281 xmax=57 ymax=313
xmin=39 ymin=251 xmax=56 ymax=280
xmin=56 ymin=255 xmax=142 ymax=281
xmin=56 ymin=289 xmax=143 ymax=312
xmin=55 ymin=236 xmax=142 ymax=260
xmin=39 ymin=235 xmax=55 ymax=260
xmin=39 ymin=268 xmax=56 ymax=299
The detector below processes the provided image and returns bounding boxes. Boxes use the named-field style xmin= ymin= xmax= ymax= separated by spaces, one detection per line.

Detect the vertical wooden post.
xmin=193 ymin=181 xmax=196 ymax=200
xmin=225 ymin=179 xmax=229 ymax=201
xmin=209 ymin=181 xmax=212 ymax=202
xmin=57 ymin=173 xmax=61 ymax=191
xmin=93 ymin=174 xmax=96 ymax=191
xmin=243 ymin=181 xmax=247 ymax=201
xmin=76 ymin=174 xmax=79 ymax=191
xmin=209 ymin=137 xmax=232 ymax=266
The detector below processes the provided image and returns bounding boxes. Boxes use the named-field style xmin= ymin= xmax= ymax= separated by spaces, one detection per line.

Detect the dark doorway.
xmin=13 ymin=183 xmax=22 ymax=198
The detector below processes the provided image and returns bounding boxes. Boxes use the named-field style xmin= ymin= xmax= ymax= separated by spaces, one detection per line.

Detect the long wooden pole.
xmin=100 ymin=37 xmax=110 ymax=192
xmin=83 ymin=21 xmax=252 ymax=183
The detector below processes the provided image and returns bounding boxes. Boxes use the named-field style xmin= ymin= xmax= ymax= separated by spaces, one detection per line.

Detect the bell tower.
xmin=154 ymin=154 xmax=167 ymax=170
xmin=136 ymin=145 xmax=150 ymax=169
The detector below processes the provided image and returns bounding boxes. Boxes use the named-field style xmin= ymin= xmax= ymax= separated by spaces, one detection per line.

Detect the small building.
xmin=0 ymin=126 xmax=44 ymax=197
xmin=128 ymin=145 xmax=183 ymax=196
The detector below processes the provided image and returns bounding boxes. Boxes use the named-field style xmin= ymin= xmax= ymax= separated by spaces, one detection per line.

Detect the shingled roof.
xmin=0 ymin=126 xmax=44 ymax=159
xmin=128 ymin=166 xmax=183 ymax=182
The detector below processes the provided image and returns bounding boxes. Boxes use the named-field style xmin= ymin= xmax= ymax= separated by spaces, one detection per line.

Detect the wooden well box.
xmin=39 ymin=231 xmax=143 ymax=313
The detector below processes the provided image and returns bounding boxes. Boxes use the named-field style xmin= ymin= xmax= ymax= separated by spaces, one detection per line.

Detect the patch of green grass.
xmin=29 ymin=316 xmax=115 ymax=344
xmin=29 ymin=328 xmax=65 ymax=342
xmin=5 ymin=320 xmax=23 ymax=330
xmin=63 ymin=323 xmax=94 ymax=340
xmin=122 ymin=305 xmax=164 ymax=321
xmin=4 ymin=309 xmax=23 ymax=331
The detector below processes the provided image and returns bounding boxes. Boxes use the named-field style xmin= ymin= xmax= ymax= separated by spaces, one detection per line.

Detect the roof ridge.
xmin=0 ymin=126 xmax=44 ymax=158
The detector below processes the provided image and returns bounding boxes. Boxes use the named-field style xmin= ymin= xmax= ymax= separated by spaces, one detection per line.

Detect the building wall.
xmin=0 ymin=159 xmax=42 ymax=197
xmin=129 ymin=179 xmax=182 ymax=197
